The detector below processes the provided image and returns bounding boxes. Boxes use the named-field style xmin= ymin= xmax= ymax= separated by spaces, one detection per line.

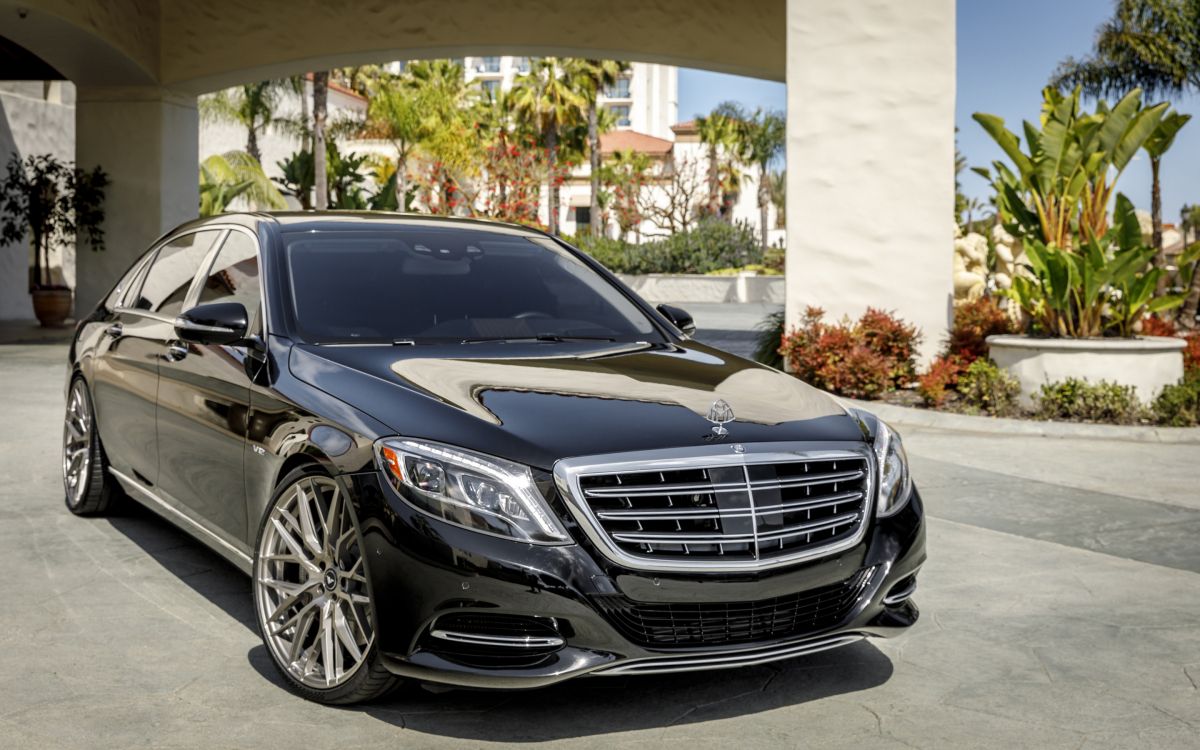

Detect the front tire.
xmin=252 ymin=467 xmax=400 ymax=704
xmin=63 ymin=376 xmax=119 ymax=516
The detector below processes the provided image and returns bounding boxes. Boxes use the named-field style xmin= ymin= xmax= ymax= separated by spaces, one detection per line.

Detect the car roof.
xmin=244 ymin=211 xmax=549 ymax=237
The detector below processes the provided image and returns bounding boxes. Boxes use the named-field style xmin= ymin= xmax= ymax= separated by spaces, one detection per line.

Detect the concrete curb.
xmin=845 ymin=398 xmax=1200 ymax=445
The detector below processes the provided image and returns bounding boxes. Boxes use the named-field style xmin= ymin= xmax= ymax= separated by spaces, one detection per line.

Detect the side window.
xmin=197 ymin=231 xmax=262 ymax=328
xmin=106 ymin=251 xmax=152 ymax=311
xmin=135 ymin=230 xmax=223 ymax=315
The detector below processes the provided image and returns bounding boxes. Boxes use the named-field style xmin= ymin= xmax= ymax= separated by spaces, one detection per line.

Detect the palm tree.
xmin=200 ymin=82 xmax=287 ymax=163
xmin=199 ymin=151 xmax=286 ymax=217
xmin=511 ymin=57 xmax=587 ymax=234
xmin=1143 ymin=110 xmax=1192 ymax=291
xmin=365 ymin=81 xmax=425 ymax=209
xmin=695 ymin=103 xmax=741 ymax=219
xmin=563 ymin=59 xmax=628 ymax=236
xmin=734 ymin=107 xmax=786 ymax=251
xmin=311 ymin=71 xmax=329 ymax=210
xmin=1051 ymin=0 xmax=1200 ymax=101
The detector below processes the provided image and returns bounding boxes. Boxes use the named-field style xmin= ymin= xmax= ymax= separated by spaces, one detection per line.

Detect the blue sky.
xmin=677 ymin=0 xmax=1199 ymax=222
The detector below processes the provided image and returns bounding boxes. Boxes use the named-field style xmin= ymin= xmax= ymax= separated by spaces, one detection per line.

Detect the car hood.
xmin=288 ymin=340 xmax=865 ymax=469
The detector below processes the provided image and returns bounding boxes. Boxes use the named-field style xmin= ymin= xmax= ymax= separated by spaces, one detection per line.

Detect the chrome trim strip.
xmin=595 ymin=490 xmax=864 ymax=521
xmin=109 ymin=468 xmax=253 ymax=569
xmin=596 ymin=633 xmax=865 ymax=675
xmin=582 ymin=468 xmax=864 ymax=498
xmin=429 ymin=630 xmax=565 ymax=649
xmin=553 ymin=442 xmax=876 ymax=573
xmin=609 ymin=511 xmax=860 ymax=545
xmin=882 ymin=576 xmax=918 ymax=606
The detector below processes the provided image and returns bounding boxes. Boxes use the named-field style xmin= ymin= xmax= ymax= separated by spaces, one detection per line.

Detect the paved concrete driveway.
xmin=2 ymin=342 xmax=1198 ymax=749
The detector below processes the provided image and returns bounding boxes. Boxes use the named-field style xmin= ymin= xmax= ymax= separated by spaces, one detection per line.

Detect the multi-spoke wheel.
xmin=253 ymin=468 xmax=399 ymax=704
xmin=62 ymin=377 xmax=117 ymax=515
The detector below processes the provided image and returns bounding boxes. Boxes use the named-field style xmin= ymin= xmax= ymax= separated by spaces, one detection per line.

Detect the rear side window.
xmin=135 ymin=230 xmax=223 ymax=315
xmin=106 ymin=251 xmax=153 ymax=311
xmin=197 ymin=231 xmax=262 ymax=328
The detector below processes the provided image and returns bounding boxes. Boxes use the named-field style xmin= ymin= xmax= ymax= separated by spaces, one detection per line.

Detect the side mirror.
xmin=175 ymin=302 xmax=249 ymax=346
xmin=656 ymin=303 xmax=697 ymax=337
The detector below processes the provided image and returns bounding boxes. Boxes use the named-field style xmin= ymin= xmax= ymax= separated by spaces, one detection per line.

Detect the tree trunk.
xmin=588 ymin=105 xmax=601 ymax=237
xmin=707 ymin=144 xmax=720 ymax=217
xmin=300 ymin=78 xmax=311 ymax=153
xmin=247 ymin=127 xmax=261 ymax=165
xmin=546 ymin=125 xmax=559 ymax=235
xmin=395 ymin=150 xmax=407 ymax=211
xmin=758 ymin=173 xmax=770 ymax=252
xmin=312 ymin=71 xmax=329 ymax=210
xmin=1152 ymin=156 xmax=1167 ymax=295
xmin=30 ymin=229 xmax=43 ymax=289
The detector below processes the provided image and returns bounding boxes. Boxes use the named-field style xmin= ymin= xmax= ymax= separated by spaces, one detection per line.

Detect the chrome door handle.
xmin=105 ymin=323 xmax=123 ymax=338
xmin=163 ymin=342 xmax=189 ymax=362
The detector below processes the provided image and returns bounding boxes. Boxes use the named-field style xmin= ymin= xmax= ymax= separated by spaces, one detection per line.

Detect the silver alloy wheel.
xmin=62 ymin=379 xmax=92 ymax=507
xmin=255 ymin=475 xmax=375 ymax=689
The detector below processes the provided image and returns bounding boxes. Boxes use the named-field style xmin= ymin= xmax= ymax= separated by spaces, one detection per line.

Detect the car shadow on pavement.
xmin=247 ymin=641 xmax=893 ymax=741
xmin=105 ymin=499 xmax=256 ymax=632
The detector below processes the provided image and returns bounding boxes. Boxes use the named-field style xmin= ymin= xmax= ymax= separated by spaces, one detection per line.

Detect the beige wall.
xmin=785 ymin=0 xmax=956 ymax=363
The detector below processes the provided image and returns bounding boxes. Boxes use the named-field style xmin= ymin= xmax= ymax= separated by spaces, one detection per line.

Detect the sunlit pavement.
xmin=2 ymin=342 xmax=1198 ymax=749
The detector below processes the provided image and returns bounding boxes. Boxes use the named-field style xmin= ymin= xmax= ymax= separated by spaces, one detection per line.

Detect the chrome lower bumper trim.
xmin=594 ymin=633 xmax=865 ymax=676
xmin=429 ymin=629 xmax=565 ymax=649
xmin=882 ymin=575 xmax=918 ymax=606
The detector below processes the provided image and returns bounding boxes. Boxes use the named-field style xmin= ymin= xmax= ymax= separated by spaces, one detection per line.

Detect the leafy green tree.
xmin=365 ymin=82 xmax=424 ymax=208
xmin=511 ymin=57 xmax=587 ymax=234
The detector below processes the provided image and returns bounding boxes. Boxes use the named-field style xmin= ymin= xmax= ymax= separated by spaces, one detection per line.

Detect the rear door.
xmin=91 ymin=230 xmax=224 ymax=488
xmin=155 ymin=227 xmax=262 ymax=545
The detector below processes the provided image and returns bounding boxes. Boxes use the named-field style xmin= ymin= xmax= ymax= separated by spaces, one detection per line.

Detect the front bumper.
xmin=347 ymin=471 xmax=925 ymax=689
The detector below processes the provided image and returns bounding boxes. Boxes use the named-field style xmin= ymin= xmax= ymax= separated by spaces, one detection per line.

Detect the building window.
xmin=604 ymin=77 xmax=631 ymax=99
xmin=479 ymin=79 xmax=501 ymax=97
xmin=607 ymin=105 xmax=631 ymax=127
xmin=573 ymin=206 xmax=592 ymax=228
xmin=476 ymin=56 xmax=501 ymax=73
xmin=513 ymin=57 xmax=531 ymax=73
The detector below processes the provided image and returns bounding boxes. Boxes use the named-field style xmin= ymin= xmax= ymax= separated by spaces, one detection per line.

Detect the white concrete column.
xmin=784 ymin=0 xmax=955 ymax=363
xmin=74 ymin=87 xmax=198 ymax=315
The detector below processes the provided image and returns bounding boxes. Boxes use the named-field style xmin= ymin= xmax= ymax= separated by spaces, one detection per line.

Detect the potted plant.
xmin=972 ymin=87 xmax=1188 ymax=404
xmin=0 ymin=154 xmax=108 ymax=327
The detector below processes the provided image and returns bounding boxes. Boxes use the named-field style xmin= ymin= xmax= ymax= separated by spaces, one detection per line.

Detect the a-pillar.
xmin=74 ymin=87 xmax=198 ymax=315
xmin=784 ymin=0 xmax=956 ymax=363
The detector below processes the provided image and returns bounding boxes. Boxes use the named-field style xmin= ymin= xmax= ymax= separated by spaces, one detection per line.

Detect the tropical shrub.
xmin=947 ymin=297 xmax=1015 ymax=363
xmin=957 ymin=359 xmax=1020 ymax=416
xmin=1152 ymin=372 xmax=1200 ymax=427
xmin=1034 ymin=378 xmax=1144 ymax=424
xmin=752 ymin=310 xmax=785 ymax=369
xmin=575 ymin=219 xmax=763 ymax=274
xmin=779 ymin=307 xmax=920 ymax=399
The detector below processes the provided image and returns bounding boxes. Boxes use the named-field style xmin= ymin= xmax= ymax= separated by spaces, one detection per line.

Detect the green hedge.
xmin=573 ymin=220 xmax=766 ymax=274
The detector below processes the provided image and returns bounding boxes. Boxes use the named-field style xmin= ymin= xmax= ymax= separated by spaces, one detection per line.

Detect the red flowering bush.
xmin=1185 ymin=333 xmax=1200 ymax=375
xmin=1138 ymin=316 xmax=1199 ymax=375
xmin=917 ymin=354 xmax=966 ymax=407
xmin=1140 ymin=315 xmax=1177 ymax=337
xmin=947 ymin=298 xmax=1015 ymax=364
xmin=780 ymin=307 xmax=921 ymax=399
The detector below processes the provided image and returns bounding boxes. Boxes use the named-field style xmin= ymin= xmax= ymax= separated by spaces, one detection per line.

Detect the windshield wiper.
xmin=460 ymin=334 xmax=617 ymax=344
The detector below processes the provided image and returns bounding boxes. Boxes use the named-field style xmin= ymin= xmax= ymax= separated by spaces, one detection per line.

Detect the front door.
xmin=156 ymin=228 xmax=262 ymax=546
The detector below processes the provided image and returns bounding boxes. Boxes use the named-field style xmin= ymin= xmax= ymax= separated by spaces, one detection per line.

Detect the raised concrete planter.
xmin=986 ymin=335 xmax=1185 ymax=406
xmin=618 ymin=273 xmax=786 ymax=305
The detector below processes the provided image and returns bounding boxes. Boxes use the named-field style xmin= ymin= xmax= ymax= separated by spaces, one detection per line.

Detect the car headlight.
xmin=871 ymin=419 xmax=913 ymax=517
xmin=375 ymin=438 xmax=571 ymax=544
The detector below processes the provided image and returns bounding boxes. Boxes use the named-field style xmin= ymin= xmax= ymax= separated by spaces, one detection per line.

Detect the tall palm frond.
xmin=199 ymin=151 xmax=286 ymax=216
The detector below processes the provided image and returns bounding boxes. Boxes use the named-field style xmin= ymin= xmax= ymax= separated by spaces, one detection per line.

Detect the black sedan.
xmin=63 ymin=213 xmax=925 ymax=704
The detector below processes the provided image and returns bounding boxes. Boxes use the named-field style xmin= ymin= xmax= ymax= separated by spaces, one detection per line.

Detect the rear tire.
xmin=252 ymin=466 xmax=401 ymax=704
xmin=63 ymin=376 xmax=119 ymax=516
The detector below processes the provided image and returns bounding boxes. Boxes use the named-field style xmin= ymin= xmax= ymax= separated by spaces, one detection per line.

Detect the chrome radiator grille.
xmin=556 ymin=445 xmax=873 ymax=572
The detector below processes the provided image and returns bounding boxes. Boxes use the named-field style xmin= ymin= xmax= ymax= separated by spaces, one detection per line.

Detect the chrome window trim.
xmin=553 ymin=441 xmax=876 ymax=573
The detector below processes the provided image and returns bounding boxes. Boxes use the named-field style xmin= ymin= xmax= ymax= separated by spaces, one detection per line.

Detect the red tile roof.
xmin=599 ymin=130 xmax=674 ymax=156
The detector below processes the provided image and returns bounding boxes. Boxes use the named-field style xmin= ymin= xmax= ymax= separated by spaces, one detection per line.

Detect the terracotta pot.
xmin=31 ymin=287 xmax=73 ymax=328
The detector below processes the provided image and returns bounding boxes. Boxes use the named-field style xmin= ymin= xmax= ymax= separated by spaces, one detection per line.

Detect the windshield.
xmin=284 ymin=226 xmax=663 ymax=344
